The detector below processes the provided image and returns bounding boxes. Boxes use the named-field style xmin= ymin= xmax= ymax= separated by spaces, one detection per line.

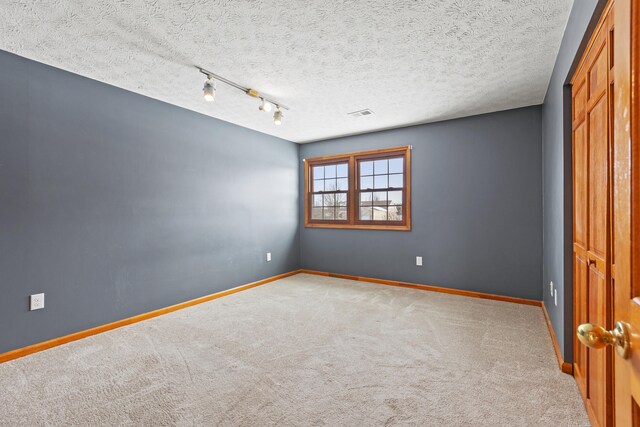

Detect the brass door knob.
xmin=576 ymin=321 xmax=630 ymax=359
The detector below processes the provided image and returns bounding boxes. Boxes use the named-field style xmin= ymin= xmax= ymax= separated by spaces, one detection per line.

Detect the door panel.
xmin=589 ymin=43 xmax=609 ymax=101
xmin=574 ymin=82 xmax=587 ymax=122
xmin=588 ymin=265 xmax=609 ymax=426
xmin=575 ymin=121 xmax=588 ymax=248
xmin=574 ymin=252 xmax=588 ymax=398
xmin=588 ymin=96 xmax=609 ymax=261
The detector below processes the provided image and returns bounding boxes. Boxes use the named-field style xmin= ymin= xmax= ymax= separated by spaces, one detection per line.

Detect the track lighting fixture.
xmin=197 ymin=67 xmax=289 ymax=125
xmin=203 ymin=77 xmax=215 ymax=102
xmin=259 ymin=98 xmax=273 ymax=112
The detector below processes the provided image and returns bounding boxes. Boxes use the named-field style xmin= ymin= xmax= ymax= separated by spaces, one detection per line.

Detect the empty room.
xmin=1 ymin=0 xmax=639 ymax=425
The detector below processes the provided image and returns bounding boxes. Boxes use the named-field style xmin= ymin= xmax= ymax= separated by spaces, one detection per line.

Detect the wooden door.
xmin=574 ymin=0 xmax=640 ymax=425
xmin=611 ymin=0 xmax=640 ymax=425
xmin=572 ymin=3 xmax=615 ymax=425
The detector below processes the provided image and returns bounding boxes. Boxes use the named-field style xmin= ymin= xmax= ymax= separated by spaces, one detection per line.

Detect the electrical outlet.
xmin=30 ymin=293 xmax=45 ymax=311
xmin=416 ymin=256 xmax=423 ymax=266
xmin=266 ymin=252 xmax=272 ymax=262
xmin=554 ymin=289 xmax=558 ymax=306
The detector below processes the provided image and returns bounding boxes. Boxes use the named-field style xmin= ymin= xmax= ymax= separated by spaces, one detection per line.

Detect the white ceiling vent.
xmin=347 ymin=109 xmax=374 ymax=117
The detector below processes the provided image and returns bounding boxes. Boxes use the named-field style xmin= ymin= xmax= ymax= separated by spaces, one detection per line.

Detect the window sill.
xmin=304 ymin=223 xmax=411 ymax=231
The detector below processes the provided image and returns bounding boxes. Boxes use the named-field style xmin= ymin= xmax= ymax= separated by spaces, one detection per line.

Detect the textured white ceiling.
xmin=0 ymin=0 xmax=573 ymax=143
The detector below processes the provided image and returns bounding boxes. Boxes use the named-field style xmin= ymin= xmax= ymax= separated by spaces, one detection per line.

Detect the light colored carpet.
xmin=0 ymin=273 xmax=589 ymax=426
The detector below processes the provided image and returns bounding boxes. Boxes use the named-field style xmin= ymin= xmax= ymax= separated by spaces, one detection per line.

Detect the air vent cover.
xmin=347 ymin=109 xmax=374 ymax=117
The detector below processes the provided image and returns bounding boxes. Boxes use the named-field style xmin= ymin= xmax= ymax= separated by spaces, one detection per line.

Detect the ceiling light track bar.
xmin=197 ymin=66 xmax=289 ymax=111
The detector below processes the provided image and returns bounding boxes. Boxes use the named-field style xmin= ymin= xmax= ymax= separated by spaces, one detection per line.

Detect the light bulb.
xmin=274 ymin=109 xmax=283 ymax=125
xmin=203 ymin=80 xmax=215 ymax=102
xmin=259 ymin=99 xmax=273 ymax=112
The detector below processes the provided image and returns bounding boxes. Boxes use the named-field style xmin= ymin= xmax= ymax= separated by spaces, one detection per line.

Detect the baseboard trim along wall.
xmin=0 ymin=270 xmax=302 ymax=364
xmin=301 ymin=270 xmax=576 ymax=375
xmin=3 ymin=269 xmax=566 ymax=375
xmin=542 ymin=303 xmax=574 ymax=375
xmin=300 ymin=269 xmax=543 ymax=307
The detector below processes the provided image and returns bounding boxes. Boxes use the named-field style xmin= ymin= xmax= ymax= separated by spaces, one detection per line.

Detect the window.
xmin=310 ymin=161 xmax=349 ymax=222
xmin=304 ymin=146 xmax=411 ymax=230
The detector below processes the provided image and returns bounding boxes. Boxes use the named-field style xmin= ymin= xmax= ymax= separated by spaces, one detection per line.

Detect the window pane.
xmin=336 ymin=163 xmax=348 ymax=178
xmin=323 ymin=193 xmax=335 ymax=206
xmin=374 ymin=159 xmax=388 ymax=175
xmin=313 ymin=166 xmax=324 ymax=179
xmin=389 ymin=205 xmax=402 ymax=221
xmin=323 ymin=207 xmax=335 ymax=220
xmin=324 ymin=164 xmax=336 ymax=178
xmin=313 ymin=194 xmax=323 ymax=207
xmin=374 ymin=175 xmax=388 ymax=189
xmin=388 ymin=190 xmax=402 ymax=205
xmin=389 ymin=173 xmax=403 ymax=188
xmin=373 ymin=191 xmax=387 ymax=205
xmin=391 ymin=206 xmax=403 ymax=221
xmin=336 ymin=193 xmax=347 ymax=205
xmin=360 ymin=161 xmax=373 ymax=176
xmin=313 ymin=179 xmax=324 ymax=192
xmin=312 ymin=207 xmax=323 ymax=219
xmin=360 ymin=176 xmax=373 ymax=190
xmin=336 ymin=177 xmax=348 ymax=191
xmin=336 ymin=207 xmax=347 ymax=220
xmin=373 ymin=206 xmax=388 ymax=220
xmin=360 ymin=192 xmax=373 ymax=205
xmin=324 ymin=179 xmax=337 ymax=191
xmin=389 ymin=157 xmax=403 ymax=174
xmin=360 ymin=206 xmax=372 ymax=220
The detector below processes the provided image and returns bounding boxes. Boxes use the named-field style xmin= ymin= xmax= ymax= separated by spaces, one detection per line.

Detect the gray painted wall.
xmin=0 ymin=50 xmax=299 ymax=354
xmin=299 ymin=106 xmax=543 ymax=300
xmin=3 ymin=3 xmax=606 ymax=357
xmin=541 ymin=0 xmax=606 ymax=362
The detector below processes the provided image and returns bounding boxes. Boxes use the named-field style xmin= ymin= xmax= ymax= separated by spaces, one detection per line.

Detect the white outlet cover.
xmin=30 ymin=293 xmax=45 ymax=311
xmin=267 ymin=252 xmax=272 ymax=262
xmin=416 ymin=256 xmax=423 ymax=266
xmin=554 ymin=289 xmax=557 ymax=306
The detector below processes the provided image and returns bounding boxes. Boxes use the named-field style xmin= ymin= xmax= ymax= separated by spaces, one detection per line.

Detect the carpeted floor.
xmin=0 ymin=273 xmax=589 ymax=426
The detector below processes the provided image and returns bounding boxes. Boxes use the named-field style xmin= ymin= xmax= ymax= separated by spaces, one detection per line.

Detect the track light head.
xmin=197 ymin=67 xmax=289 ymax=120
xmin=274 ymin=108 xmax=283 ymax=126
xmin=203 ymin=79 xmax=216 ymax=102
xmin=259 ymin=98 xmax=273 ymax=112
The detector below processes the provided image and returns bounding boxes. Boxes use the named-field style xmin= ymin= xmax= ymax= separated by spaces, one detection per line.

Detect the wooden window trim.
xmin=304 ymin=146 xmax=411 ymax=231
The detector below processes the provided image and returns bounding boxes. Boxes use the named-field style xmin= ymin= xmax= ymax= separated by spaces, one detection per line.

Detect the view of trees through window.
xmin=311 ymin=162 xmax=349 ymax=221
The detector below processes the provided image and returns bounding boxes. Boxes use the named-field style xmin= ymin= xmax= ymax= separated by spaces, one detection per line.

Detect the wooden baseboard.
xmin=541 ymin=303 xmax=574 ymax=375
xmin=2 ymin=269 xmax=563 ymax=373
xmin=301 ymin=269 xmax=576 ymax=374
xmin=0 ymin=270 xmax=302 ymax=364
xmin=299 ymin=269 xmax=542 ymax=307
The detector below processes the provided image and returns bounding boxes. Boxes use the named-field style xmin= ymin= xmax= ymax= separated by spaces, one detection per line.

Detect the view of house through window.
xmin=304 ymin=146 xmax=410 ymax=230
xmin=358 ymin=156 xmax=404 ymax=222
